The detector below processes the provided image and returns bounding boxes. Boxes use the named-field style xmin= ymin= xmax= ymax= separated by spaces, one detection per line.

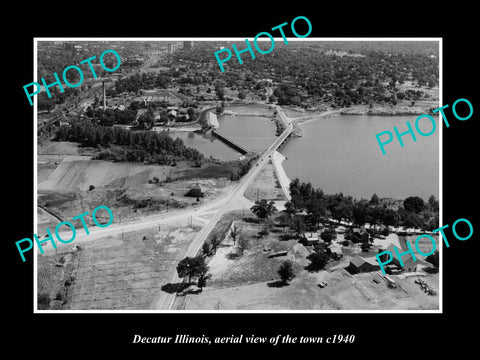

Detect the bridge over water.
xmin=211 ymin=129 xmax=249 ymax=155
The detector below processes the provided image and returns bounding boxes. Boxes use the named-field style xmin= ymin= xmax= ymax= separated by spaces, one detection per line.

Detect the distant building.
xmin=327 ymin=245 xmax=343 ymax=260
xmin=302 ymin=232 xmax=319 ymax=246
xmin=183 ymin=41 xmax=194 ymax=50
xmin=348 ymin=256 xmax=380 ymax=274
xmin=377 ymin=244 xmax=417 ymax=273
xmin=205 ymin=111 xmax=219 ymax=129
xmin=168 ymin=43 xmax=180 ymax=54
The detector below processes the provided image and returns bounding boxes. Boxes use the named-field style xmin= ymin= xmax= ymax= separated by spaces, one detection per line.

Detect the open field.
xmin=184 ymin=269 xmax=439 ymax=310
xmin=37 ymin=140 xmax=234 ymax=229
xmin=38 ymin=223 xmax=201 ymax=310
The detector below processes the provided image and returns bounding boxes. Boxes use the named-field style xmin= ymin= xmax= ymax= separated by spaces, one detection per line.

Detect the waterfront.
xmin=281 ymin=114 xmax=439 ymax=200
xmin=170 ymin=110 xmax=439 ymax=201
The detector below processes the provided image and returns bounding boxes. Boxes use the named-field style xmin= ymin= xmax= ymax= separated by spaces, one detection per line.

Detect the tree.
xmin=215 ymin=86 xmax=225 ymax=100
xmin=197 ymin=273 xmax=211 ymax=292
xmin=250 ymin=199 xmax=277 ymax=221
xmin=403 ymin=196 xmax=425 ymax=214
xmin=426 ymin=251 xmax=439 ymax=268
xmin=370 ymin=193 xmax=380 ymax=205
xmin=238 ymin=91 xmax=246 ymax=100
xmin=284 ymin=201 xmax=297 ymax=216
xmin=428 ymin=195 xmax=439 ymax=212
xmin=290 ymin=215 xmax=306 ymax=237
xmin=306 ymin=251 xmax=330 ymax=271
xmin=186 ymin=107 xmax=196 ymax=121
xmin=176 ymin=256 xmax=208 ymax=285
xmin=320 ymin=227 xmax=337 ymax=243
xmin=230 ymin=223 xmax=240 ymax=245
xmin=185 ymin=187 xmax=203 ymax=198
xmin=277 ymin=212 xmax=292 ymax=232
xmin=278 ymin=260 xmax=295 ymax=284
xmin=352 ymin=201 xmax=368 ymax=227
xmin=210 ymin=233 xmax=222 ymax=254
xmin=202 ymin=241 xmax=212 ymax=256
xmin=237 ymin=233 xmax=250 ymax=255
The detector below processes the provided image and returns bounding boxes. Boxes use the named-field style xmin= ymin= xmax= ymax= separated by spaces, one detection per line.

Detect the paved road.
xmin=40 ymin=105 xmax=294 ymax=310
xmin=154 ymin=106 xmax=294 ymax=310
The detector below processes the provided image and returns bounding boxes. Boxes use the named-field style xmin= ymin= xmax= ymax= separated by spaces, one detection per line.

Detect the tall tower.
xmin=102 ymin=81 xmax=106 ymax=110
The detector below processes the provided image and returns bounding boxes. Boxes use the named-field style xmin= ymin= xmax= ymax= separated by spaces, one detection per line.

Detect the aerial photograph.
xmin=35 ymin=39 xmax=440 ymax=311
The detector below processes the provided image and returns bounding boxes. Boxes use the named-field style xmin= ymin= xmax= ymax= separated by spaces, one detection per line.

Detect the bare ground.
xmin=244 ymin=160 xmax=287 ymax=202
xmin=37 ymin=223 xmax=201 ymax=310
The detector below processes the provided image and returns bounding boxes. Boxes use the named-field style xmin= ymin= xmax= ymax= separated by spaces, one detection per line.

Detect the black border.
xmin=6 ymin=5 xmax=478 ymax=355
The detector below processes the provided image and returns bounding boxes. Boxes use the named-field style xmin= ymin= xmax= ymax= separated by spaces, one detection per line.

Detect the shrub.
xmin=185 ymin=187 xmax=203 ymax=198
xmin=38 ymin=292 xmax=50 ymax=309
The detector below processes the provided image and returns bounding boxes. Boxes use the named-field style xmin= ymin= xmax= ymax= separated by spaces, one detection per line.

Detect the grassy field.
xmin=37 ymin=140 xmax=233 ymax=230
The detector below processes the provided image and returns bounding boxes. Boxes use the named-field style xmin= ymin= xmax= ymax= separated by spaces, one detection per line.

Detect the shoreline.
xmin=271 ymin=151 xmax=292 ymax=201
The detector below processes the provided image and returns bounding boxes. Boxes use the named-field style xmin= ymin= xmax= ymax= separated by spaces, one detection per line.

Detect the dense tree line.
xmin=54 ymin=119 xmax=203 ymax=164
xmin=281 ymin=178 xmax=439 ymax=234
xmin=85 ymin=107 xmax=137 ymax=126
xmin=112 ymin=72 xmax=171 ymax=95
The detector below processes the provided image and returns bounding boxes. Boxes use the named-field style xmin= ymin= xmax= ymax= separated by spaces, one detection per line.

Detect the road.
xmin=40 ymin=105 xmax=294 ymax=310
xmin=154 ymin=105 xmax=293 ymax=310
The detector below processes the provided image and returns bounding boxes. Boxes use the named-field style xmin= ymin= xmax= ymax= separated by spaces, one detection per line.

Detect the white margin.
xmin=33 ymin=37 xmax=443 ymax=314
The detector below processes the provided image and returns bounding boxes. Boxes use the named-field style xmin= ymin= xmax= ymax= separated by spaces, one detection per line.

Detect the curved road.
xmin=154 ymin=105 xmax=293 ymax=310
xmin=40 ymin=105 xmax=294 ymax=311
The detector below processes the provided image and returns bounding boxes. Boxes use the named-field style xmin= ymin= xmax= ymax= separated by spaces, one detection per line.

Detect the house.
xmin=349 ymin=227 xmax=370 ymax=243
xmin=348 ymin=256 xmax=380 ymax=274
xmin=377 ymin=244 xmax=417 ymax=273
xmin=268 ymin=250 xmax=288 ymax=258
xmin=302 ymin=232 xmax=319 ymax=246
xmin=327 ymin=245 xmax=343 ymax=260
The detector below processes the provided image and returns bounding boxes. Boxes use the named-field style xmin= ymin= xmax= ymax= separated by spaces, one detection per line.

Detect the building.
xmin=183 ymin=41 xmax=194 ymax=50
xmin=205 ymin=111 xmax=219 ymax=129
xmin=327 ymin=245 xmax=343 ymax=260
xmin=348 ymin=256 xmax=380 ymax=274
xmin=302 ymin=232 xmax=319 ymax=246
xmin=377 ymin=244 xmax=417 ymax=273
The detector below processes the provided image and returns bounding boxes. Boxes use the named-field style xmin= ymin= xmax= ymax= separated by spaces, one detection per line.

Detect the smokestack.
xmin=102 ymin=81 xmax=106 ymax=110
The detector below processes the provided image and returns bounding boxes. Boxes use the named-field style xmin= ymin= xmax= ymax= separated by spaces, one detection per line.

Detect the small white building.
xmin=302 ymin=232 xmax=319 ymax=246
xmin=206 ymin=111 xmax=219 ymax=129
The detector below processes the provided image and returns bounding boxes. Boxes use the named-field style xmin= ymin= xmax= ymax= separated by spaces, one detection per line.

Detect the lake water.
xmin=171 ymin=131 xmax=240 ymax=161
xmin=281 ymin=115 xmax=440 ymax=201
xmin=217 ymin=114 xmax=277 ymax=152
xmin=170 ymin=112 xmax=439 ymax=201
xmin=171 ymin=114 xmax=277 ymax=161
